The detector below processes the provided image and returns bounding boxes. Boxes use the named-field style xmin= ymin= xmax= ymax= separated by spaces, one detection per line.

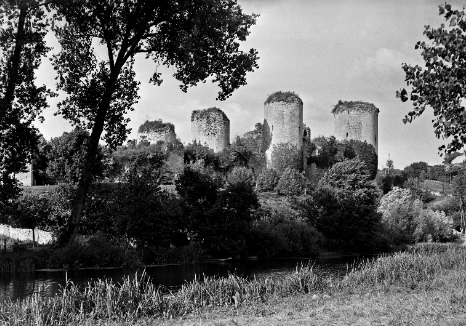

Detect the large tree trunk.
xmin=0 ymin=4 xmax=27 ymax=120
xmin=31 ymin=228 xmax=35 ymax=248
xmin=65 ymin=72 xmax=120 ymax=245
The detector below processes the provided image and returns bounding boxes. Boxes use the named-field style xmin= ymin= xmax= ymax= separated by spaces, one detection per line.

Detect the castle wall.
xmin=137 ymin=127 xmax=176 ymax=144
xmin=263 ymin=100 xmax=303 ymax=168
xmin=191 ymin=108 xmax=230 ymax=152
xmin=334 ymin=107 xmax=378 ymax=154
xmin=15 ymin=163 xmax=34 ymax=186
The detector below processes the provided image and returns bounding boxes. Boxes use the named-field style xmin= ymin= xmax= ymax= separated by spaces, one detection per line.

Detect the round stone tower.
xmin=333 ymin=101 xmax=379 ymax=154
xmin=191 ymin=107 xmax=230 ymax=152
xmin=263 ymin=91 xmax=304 ymax=168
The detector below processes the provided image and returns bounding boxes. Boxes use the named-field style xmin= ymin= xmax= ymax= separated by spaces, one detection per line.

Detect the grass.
xmin=1 ymin=243 xmax=466 ymax=325
xmin=423 ymin=179 xmax=452 ymax=195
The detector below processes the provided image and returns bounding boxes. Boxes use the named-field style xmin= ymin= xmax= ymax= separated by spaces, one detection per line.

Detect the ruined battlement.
xmin=333 ymin=100 xmax=379 ymax=154
xmin=137 ymin=119 xmax=177 ymax=144
xmin=191 ymin=107 xmax=230 ymax=152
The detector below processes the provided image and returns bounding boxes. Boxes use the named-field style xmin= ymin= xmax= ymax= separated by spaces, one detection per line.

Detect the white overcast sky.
xmin=34 ymin=0 xmax=466 ymax=169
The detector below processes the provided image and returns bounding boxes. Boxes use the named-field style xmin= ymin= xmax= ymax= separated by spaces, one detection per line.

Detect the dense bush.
xmin=227 ymin=166 xmax=255 ymax=187
xmin=378 ymin=187 xmax=455 ymax=245
xmin=250 ymin=219 xmax=321 ymax=258
xmin=306 ymin=159 xmax=382 ymax=252
xmin=176 ymin=168 xmax=259 ymax=258
xmin=378 ymin=187 xmax=422 ymax=245
xmin=413 ymin=209 xmax=454 ymax=243
xmin=256 ymin=168 xmax=279 ymax=192
xmin=275 ymin=167 xmax=307 ymax=196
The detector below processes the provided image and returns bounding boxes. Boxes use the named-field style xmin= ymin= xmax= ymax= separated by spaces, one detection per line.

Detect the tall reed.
xmin=1 ymin=243 xmax=466 ymax=325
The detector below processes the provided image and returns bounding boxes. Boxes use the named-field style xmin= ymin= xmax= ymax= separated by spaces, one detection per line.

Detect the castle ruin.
xmin=333 ymin=101 xmax=379 ymax=154
xmin=191 ymin=107 xmax=230 ymax=152
xmin=262 ymin=91 xmax=310 ymax=171
xmin=137 ymin=119 xmax=177 ymax=144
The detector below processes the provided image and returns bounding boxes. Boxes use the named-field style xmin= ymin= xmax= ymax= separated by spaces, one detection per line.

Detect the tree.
xmin=256 ymin=168 xmax=279 ymax=192
xmin=397 ymin=3 xmax=466 ymax=153
xmin=404 ymin=161 xmax=428 ymax=179
xmin=46 ymin=128 xmax=104 ymax=184
xmin=306 ymin=159 xmax=381 ymax=251
xmin=11 ymin=191 xmax=50 ymax=247
xmin=275 ymin=167 xmax=307 ymax=196
xmin=51 ymin=0 xmax=259 ymax=242
xmin=309 ymin=136 xmax=339 ymax=169
xmin=386 ymin=157 xmax=394 ymax=174
xmin=0 ymin=0 xmax=55 ymax=206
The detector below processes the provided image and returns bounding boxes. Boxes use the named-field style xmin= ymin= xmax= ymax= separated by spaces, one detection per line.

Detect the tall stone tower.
xmin=263 ymin=91 xmax=304 ymax=168
xmin=333 ymin=101 xmax=379 ymax=154
xmin=191 ymin=107 xmax=230 ymax=152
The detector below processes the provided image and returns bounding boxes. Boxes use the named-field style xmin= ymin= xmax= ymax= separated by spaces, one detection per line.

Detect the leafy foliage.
xmin=264 ymin=91 xmax=302 ymax=105
xmin=378 ymin=187 xmax=454 ymax=245
xmin=404 ymin=161 xmax=428 ymax=179
xmin=138 ymin=120 xmax=174 ymax=133
xmin=397 ymin=3 xmax=466 ymax=153
xmin=275 ymin=167 xmax=307 ymax=196
xmin=50 ymin=0 xmax=259 ymax=243
xmin=46 ymin=128 xmax=105 ymax=184
xmin=10 ymin=191 xmax=50 ymax=246
xmin=310 ymin=137 xmax=377 ymax=178
xmin=306 ymin=159 xmax=381 ymax=252
xmin=256 ymin=168 xmax=279 ymax=192
xmin=0 ymin=0 xmax=55 ymax=205
xmin=227 ymin=166 xmax=255 ymax=187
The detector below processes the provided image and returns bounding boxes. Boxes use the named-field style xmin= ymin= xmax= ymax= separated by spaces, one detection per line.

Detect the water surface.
xmin=0 ymin=254 xmax=370 ymax=302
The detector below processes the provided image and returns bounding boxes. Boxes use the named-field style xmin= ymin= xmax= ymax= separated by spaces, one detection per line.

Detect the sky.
xmin=33 ymin=0 xmax=466 ymax=169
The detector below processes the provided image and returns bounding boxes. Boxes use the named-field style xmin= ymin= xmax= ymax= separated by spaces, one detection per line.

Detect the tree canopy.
xmin=50 ymin=0 xmax=259 ymax=241
xmin=397 ymin=3 xmax=466 ymax=153
xmin=0 ymin=0 xmax=55 ymax=206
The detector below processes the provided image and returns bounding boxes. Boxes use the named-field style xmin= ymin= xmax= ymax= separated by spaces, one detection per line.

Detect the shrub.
xmin=378 ymin=187 xmax=422 ymax=245
xmin=227 ymin=166 xmax=255 ymax=187
xmin=413 ymin=209 xmax=454 ymax=243
xmin=264 ymin=91 xmax=302 ymax=105
xmin=276 ymin=167 xmax=307 ymax=196
xmin=249 ymin=219 xmax=321 ymax=258
xmin=256 ymin=168 xmax=279 ymax=192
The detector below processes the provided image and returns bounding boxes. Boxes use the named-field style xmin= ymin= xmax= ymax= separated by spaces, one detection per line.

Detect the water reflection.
xmin=0 ymin=255 xmax=371 ymax=302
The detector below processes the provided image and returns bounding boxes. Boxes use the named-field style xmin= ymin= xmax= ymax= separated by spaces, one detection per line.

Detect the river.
xmin=0 ymin=254 xmax=371 ymax=302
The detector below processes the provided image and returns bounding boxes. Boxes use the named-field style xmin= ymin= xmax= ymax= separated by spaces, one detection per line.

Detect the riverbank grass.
xmin=1 ymin=243 xmax=466 ymax=325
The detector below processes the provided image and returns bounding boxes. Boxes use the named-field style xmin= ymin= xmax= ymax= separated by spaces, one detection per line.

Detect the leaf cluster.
xmin=397 ymin=3 xmax=466 ymax=153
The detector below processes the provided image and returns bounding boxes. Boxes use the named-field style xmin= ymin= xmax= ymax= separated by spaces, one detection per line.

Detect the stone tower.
xmin=263 ymin=91 xmax=304 ymax=168
xmin=191 ymin=107 xmax=230 ymax=152
xmin=333 ymin=101 xmax=379 ymax=154
xmin=137 ymin=119 xmax=177 ymax=144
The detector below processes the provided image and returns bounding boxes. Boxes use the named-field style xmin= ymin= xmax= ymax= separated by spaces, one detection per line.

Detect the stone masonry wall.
xmin=15 ymin=163 xmax=34 ymax=186
xmin=263 ymin=100 xmax=303 ymax=167
xmin=137 ymin=126 xmax=176 ymax=144
xmin=333 ymin=103 xmax=379 ymax=154
xmin=191 ymin=108 xmax=230 ymax=152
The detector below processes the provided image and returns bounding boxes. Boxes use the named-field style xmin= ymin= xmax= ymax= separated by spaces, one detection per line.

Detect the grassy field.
xmin=423 ymin=179 xmax=452 ymax=195
xmin=2 ymin=243 xmax=466 ymax=325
